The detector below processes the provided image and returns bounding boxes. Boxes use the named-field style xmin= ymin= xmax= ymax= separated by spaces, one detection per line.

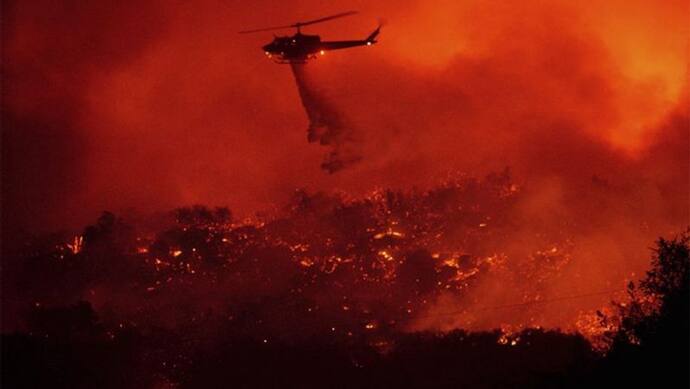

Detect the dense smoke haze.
xmin=3 ymin=0 xmax=687 ymax=229
xmin=2 ymin=0 xmax=688 ymax=337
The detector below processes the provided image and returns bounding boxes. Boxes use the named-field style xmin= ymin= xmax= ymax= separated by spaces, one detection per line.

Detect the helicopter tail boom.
xmin=319 ymin=25 xmax=381 ymax=52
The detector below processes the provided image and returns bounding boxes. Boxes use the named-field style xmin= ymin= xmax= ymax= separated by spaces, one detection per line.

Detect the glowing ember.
xmin=66 ymin=235 xmax=83 ymax=254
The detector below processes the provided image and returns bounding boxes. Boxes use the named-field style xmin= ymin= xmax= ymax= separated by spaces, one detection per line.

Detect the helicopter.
xmin=239 ymin=11 xmax=380 ymax=64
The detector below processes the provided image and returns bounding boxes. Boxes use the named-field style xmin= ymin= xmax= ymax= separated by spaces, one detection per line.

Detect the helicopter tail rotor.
xmin=366 ymin=20 xmax=384 ymax=43
xmin=366 ymin=27 xmax=381 ymax=43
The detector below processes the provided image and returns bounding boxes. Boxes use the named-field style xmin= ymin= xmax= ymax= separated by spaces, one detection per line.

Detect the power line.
xmin=413 ymin=289 xmax=623 ymax=320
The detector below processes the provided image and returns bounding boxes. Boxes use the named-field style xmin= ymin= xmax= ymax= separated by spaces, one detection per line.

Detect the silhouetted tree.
xmin=594 ymin=231 xmax=689 ymax=387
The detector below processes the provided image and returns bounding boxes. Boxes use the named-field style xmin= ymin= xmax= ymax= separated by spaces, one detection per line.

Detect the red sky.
xmin=2 ymin=0 xmax=688 ymax=234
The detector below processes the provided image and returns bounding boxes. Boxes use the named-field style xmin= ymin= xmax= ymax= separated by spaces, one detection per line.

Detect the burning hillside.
xmin=0 ymin=171 xmax=655 ymax=340
xmin=2 ymin=173 xmax=688 ymax=387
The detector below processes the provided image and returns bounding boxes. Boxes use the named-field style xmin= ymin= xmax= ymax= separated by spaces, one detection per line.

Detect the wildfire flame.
xmin=38 ymin=175 xmax=641 ymax=348
xmin=66 ymin=235 xmax=83 ymax=254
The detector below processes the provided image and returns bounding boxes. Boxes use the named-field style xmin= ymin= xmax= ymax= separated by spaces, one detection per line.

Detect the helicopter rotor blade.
xmin=239 ymin=10 xmax=358 ymax=34
xmin=238 ymin=24 xmax=295 ymax=34
xmin=293 ymin=10 xmax=358 ymax=27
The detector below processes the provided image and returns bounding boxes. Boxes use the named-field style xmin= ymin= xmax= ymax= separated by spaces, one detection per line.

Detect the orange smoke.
xmin=3 ymin=0 xmax=687 ymax=228
xmin=2 ymin=1 xmax=688 ymax=333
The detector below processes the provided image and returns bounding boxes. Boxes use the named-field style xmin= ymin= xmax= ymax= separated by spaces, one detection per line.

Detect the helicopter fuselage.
xmin=261 ymin=28 xmax=378 ymax=63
